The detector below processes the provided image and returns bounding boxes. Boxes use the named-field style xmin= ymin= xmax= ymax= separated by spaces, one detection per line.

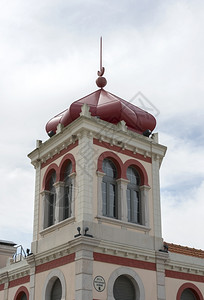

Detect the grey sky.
xmin=0 ymin=0 xmax=204 ymax=250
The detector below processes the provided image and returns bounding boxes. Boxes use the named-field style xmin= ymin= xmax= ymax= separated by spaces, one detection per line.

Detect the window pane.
xmin=64 ymin=162 xmax=72 ymax=184
xmin=49 ymin=171 xmax=56 ymax=191
xmin=21 ymin=293 xmax=27 ymax=300
xmin=113 ymin=275 xmax=135 ymax=300
xmin=181 ymin=289 xmax=197 ymax=300
xmin=102 ymin=159 xmax=117 ymax=178
xmin=132 ymin=190 xmax=140 ymax=223
xmin=48 ymin=193 xmax=55 ymax=227
xmin=102 ymin=181 xmax=107 ymax=216
xmin=64 ymin=186 xmax=71 ymax=219
xmin=63 ymin=162 xmax=72 ymax=220
xmin=109 ymin=184 xmax=116 ymax=218
xmin=127 ymin=166 xmax=141 ymax=224
xmin=127 ymin=189 xmax=131 ymax=222
xmin=51 ymin=278 xmax=62 ymax=300
xmin=127 ymin=167 xmax=139 ymax=185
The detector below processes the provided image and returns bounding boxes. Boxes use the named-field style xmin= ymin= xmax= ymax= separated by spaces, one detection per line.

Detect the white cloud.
xmin=0 ymin=0 xmax=204 ymax=251
xmin=161 ymin=180 xmax=204 ymax=249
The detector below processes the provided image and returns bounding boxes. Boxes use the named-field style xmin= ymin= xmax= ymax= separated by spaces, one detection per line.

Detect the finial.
xmin=96 ymin=36 xmax=107 ymax=88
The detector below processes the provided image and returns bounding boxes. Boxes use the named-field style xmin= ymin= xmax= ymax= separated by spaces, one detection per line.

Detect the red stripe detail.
xmin=94 ymin=252 xmax=156 ymax=271
xmin=41 ymin=141 xmax=78 ymax=169
xmin=93 ymin=138 xmax=152 ymax=163
xmin=0 ymin=284 xmax=4 ymax=291
xmin=36 ymin=253 xmax=75 ymax=274
xmin=165 ymin=270 xmax=204 ymax=283
xmin=9 ymin=276 xmax=30 ymax=288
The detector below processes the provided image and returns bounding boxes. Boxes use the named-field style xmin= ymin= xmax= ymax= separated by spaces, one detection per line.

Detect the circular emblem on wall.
xmin=93 ymin=276 xmax=106 ymax=292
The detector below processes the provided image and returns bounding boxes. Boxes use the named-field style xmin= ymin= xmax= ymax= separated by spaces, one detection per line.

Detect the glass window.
xmin=181 ymin=289 xmax=197 ymax=300
xmin=126 ymin=167 xmax=141 ymax=224
xmin=63 ymin=162 xmax=72 ymax=220
xmin=48 ymin=171 xmax=56 ymax=227
xmin=102 ymin=159 xmax=117 ymax=218
xmin=51 ymin=278 xmax=62 ymax=300
xmin=20 ymin=293 xmax=27 ymax=300
xmin=113 ymin=275 xmax=135 ymax=300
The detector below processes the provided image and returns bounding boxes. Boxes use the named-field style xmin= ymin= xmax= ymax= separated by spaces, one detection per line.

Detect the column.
xmin=40 ymin=190 xmax=50 ymax=229
xmin=116 ymin=178 xmax=129 ymax=222
xmin=140 ymin=185 xmax=151 ymax=227
xmin=54 ymin=181 xmax=65 ymax=222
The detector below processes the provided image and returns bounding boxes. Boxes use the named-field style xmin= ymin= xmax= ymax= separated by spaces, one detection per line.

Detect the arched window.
xmin=181 ymin=289 xmax=197 ymax=300
xmin=14 ymin=287 xmax=29 ymax=300
xmin=47 ymin=171 xmax=56 ymax=227
xmin=113 ymin=275 xmax=136 ymax=300
xmin=126 ymin=166 xmax=141 ymax=224
xmin=102 ymin=159 xmax=118 ymax=218
xmin=63 ymin=162 xmax=72 ymax=220
xmin=51 ymin=278 xmax=62 ymax=300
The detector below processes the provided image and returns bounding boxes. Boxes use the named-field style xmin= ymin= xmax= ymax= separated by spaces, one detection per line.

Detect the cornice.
xmin=28 ymin=115 xmax=167 ymax=168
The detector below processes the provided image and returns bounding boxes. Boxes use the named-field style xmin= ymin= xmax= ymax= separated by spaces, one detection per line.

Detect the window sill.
xmin=40 ymin=216 xmax=75 ymax=237
xmin=96 ymin=216 xmax=151 ymax=232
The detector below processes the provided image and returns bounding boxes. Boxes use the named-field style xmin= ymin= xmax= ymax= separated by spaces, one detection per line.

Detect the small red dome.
xmin=46 ymin=89 xmax=156 ymax=136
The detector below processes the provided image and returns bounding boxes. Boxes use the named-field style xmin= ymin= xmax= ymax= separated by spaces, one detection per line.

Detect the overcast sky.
xmin=0 ymin=0 xmax=204 ymax=251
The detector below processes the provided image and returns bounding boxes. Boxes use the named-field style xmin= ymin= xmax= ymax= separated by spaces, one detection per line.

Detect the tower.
xmin=27 ymin=63 xmax=167 ymax=299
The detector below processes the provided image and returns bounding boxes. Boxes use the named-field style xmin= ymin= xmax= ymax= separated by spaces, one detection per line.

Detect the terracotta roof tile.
xmin=166 ymin=243 xmax=204 ymax=259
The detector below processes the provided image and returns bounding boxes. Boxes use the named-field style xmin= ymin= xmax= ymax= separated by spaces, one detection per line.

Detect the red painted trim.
xmin=9 ymin=276 xmax=30 ymax=288
xmin=0 ymin=283 xmax=4 ymax=291
xmin=176 ymin=283 xmax=203 ymax=300
xmin=165 ymin=270 xmax=204 ymax=283
xmin=59 ymin=153 xmax=76 ymax=181
xmin=123 ymin=159 xmax=149 ymax=186
xmin=97 ymin=151 xmax=123 ymax=179
xmin=36 ymin=253 xmax=75 ymax=274
xmin=42 ymin=163 xmax=59 ymax=190
xmin=94 ymin=252 xmax=156 ymax=271
xmin=93 ymin=138 xmax=151 ymax=163
xmin=14 ymin=286 xmax=29 ymax=300
xmin=41 ymin=140 xmax=78 ymax=169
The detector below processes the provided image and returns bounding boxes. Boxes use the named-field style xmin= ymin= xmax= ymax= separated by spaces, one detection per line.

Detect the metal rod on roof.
xmin=97 ymin=36 xmax=105 ymax=76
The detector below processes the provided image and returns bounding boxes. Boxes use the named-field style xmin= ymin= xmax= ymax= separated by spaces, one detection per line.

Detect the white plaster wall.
xmin=93 ymin=261 xmax=157 ymax=300
xmin=165 ymin=277 xmax=204 ymax=300
xmin=34 ymin=263 xmax=75 ymax=300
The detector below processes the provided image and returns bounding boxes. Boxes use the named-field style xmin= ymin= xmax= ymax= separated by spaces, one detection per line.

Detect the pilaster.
xmin=75 ymin=246 xmax=93 ymax=300
xmin=156 ymin=251 xmax=169 ymax=300
xmin=76 ymin=131 xmax=94 ymax=222
xmin=152 ymin=155 xmax=163 ymax=249
xmin=32 ymin=162 xmax=41 ymax=244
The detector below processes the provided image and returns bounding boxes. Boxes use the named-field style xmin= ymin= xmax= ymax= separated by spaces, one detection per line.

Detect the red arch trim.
xmin=176 ymin=283 xmax=203 ymax=300
xmin=42 ymin=163 xmax=59 ymax=190
xmin=123 ymin=159 xmax=149 ymax=186
xmin=59 ymin=153 xmax=76 ymax=181
xmin=97 ymin=151 xmax=123 ymax=179
xmin=14 ymin=286 xmax=29 ymax=300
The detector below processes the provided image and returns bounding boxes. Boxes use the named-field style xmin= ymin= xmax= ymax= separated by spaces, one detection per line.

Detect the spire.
xmin=96 ymin=37 xmax=107 ymax=88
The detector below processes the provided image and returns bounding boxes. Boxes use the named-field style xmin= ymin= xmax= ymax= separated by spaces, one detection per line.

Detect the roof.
xmin=167 ymin=243 xmax=204 ymax=259
xmin=0 ymin=240 xmax=16 ymax=246
xmin=46 ymin=89 xmax=156 ymax=136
